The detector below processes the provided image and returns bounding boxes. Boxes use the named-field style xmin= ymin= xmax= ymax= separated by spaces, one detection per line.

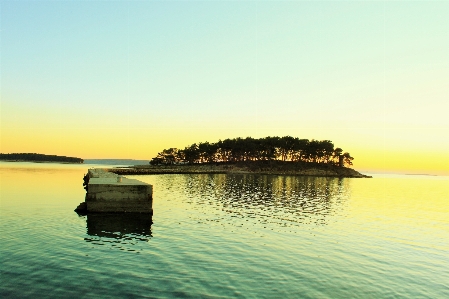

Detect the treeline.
xmin=0 ymin=153 xmax=84 ymax=164
xmin=150 ymin=136 xmax=354 ymax=167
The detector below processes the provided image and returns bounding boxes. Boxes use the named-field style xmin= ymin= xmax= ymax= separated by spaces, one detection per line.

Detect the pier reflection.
xmin=83 ymin=213 xmax=153 ymax=251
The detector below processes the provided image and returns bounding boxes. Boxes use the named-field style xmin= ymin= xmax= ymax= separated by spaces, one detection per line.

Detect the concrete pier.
xmin=76 ymin=168 xmax=153 ymax=214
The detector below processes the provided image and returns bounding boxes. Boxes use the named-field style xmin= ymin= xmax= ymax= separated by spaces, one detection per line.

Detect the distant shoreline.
xmin=405 ymin=173 xmax=438 ymax=176
xmin=107 ymin=161 xmax=371 ymax=178
xmin=0 ymin=160 xmax=83 ymax=164
xmin=0 ymin=153 xmax=84 ymax=164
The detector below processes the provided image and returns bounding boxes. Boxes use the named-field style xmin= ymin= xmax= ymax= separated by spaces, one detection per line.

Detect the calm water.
xmin=1 ymin=162 xmax=448 ymax=298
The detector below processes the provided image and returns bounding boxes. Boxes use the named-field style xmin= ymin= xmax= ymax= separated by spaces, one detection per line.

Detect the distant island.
xmin=107 ymin=136 xmax=370 ymax=178
xmin=0 ymin=153 xmax=84 ymax=164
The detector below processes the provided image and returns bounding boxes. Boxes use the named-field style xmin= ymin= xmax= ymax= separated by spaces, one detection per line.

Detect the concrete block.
xmin=76 ymin=168 xmax=153 ymax=214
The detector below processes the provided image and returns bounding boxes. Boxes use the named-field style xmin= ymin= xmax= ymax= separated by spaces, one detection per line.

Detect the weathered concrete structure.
xmin=76 ymin=168 xmax=153 ymax=214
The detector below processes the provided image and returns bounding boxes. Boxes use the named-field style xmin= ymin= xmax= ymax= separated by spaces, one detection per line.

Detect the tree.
xmin=279 ymin=136 xmax=296 ymax=161
xmin=342 ymin=152 xmax=354 ymax=167
xmin=155 ymin=148 xmax=179 ymax=165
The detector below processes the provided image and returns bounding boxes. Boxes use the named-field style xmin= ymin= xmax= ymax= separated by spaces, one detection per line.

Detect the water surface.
xmin=1 ymin=162 xmax=448 ymax=298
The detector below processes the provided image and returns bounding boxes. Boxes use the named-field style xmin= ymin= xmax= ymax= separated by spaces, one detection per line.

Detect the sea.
xmin=1 ymin=161 xmax=448 ymax=298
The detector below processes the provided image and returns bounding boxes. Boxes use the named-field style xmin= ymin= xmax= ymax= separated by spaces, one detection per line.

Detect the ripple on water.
xmin=81 ymin=213 xmax=153 ymax=252
xmin=168 ymin=174 xmax=351 ymax=230
xmin=2 ymin=165 xmax=449 ymax=298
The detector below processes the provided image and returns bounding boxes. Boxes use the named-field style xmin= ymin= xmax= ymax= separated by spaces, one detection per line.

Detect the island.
xmin=109 ymin=136 xmax=371 ymax=178
xmin=0 ymin=153 xmax=84 ymax=164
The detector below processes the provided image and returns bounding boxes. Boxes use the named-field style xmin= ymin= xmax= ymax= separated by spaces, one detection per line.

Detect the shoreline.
xmin=0 ymin=160 xmax=83 ymax=164
xmin=106 ymin=162 xmax=371 ymax=178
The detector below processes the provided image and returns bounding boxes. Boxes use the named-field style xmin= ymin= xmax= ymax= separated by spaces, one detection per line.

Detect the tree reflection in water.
xmin=181 ymin=174 xmax=350 ymax=227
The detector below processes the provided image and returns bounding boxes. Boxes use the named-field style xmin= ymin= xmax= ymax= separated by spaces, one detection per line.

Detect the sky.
xmin=1 ymin=0 xmax=448 ymax=175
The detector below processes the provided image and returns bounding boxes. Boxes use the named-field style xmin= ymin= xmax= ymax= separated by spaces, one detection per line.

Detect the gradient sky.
xmin=1 ymin=1 xmax=448 ymax=175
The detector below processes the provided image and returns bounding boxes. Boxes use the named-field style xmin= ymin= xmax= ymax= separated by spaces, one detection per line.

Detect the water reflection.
xmin=180 ymin=174 xmax=350 ymax=227
xmin=82 ymin=213 xmax=153 ymax=251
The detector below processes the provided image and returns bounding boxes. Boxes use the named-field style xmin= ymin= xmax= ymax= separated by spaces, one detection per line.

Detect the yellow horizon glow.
xmin=2 ymin=127 xmax=448 ymax=176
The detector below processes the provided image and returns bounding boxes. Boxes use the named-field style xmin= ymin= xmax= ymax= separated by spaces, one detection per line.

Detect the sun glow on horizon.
xmin=1 ymin=1 xmax=448 ymax=175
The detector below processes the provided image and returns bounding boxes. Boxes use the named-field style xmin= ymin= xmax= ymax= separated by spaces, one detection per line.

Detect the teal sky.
xmin=1 ymin=1 xmax=448 ymax=174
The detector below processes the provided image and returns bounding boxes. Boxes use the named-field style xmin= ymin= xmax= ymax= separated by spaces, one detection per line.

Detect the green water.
xmin=1 ymin=162 xmax=448 ymax=298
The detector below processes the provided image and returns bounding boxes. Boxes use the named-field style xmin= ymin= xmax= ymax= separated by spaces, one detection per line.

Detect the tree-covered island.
xmin=150 ymin=136 xmax=354 ymax=166
xmin=0 ymin=153 xmax=84 ymax=164
xmin=108 ymin=136 xmax=369 ymax=178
